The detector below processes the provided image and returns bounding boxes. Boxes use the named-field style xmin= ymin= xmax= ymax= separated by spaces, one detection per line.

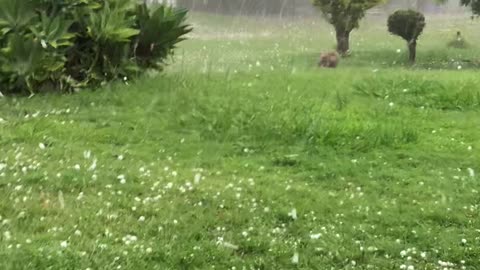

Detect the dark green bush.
xmin=0 ymin=0 xmax=191 ymax=95
xmin=387 ymin=10 xmax=425 ymax=64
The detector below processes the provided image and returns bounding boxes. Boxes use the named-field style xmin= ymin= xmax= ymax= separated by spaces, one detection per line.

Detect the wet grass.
xmin=0 ymin=13 xmax=480 ymax=270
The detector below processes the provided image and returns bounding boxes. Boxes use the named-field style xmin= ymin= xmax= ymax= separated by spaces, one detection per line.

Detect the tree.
xmin=312 ymin=0 xmax=384 ymax=56
xmin=387 ymin=10 xmax=426 ymax=63
xmin=459 ymin=0 xmax=480 ymax=14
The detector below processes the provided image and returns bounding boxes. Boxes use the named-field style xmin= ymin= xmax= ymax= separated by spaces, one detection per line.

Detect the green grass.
xmin=1 ymin=13 xmax=480 ymax=269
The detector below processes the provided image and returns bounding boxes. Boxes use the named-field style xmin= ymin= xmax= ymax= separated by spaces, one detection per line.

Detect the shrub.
xmin=387 ymin=10 xmax=426 ymax=64
xmin=0 ymin=0 xmax=191 ymax=95
xmin=447 ymin=31 xmax=469 ymax=49
xmin=312 ymin=0 xmax=383 ymax=56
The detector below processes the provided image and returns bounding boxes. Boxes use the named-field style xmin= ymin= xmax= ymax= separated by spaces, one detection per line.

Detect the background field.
xmin=1 ymin=13 xmax=480 ymax=269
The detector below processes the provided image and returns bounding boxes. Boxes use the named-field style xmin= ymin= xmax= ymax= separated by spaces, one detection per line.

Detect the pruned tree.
xmin=387 ymin=9 xmax=426 ymax=63
xmin=312 ymin=0 xmax=384 ymax=56
xmin=459 ymin=0 xmax=480 ymax=14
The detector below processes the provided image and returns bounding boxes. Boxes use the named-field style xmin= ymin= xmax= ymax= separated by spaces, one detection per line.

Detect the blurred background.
xmin=150 ymin=0 xmax=468 ymax=17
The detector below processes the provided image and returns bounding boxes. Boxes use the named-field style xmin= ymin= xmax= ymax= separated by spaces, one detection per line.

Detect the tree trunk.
xmin=336 ymin=30 xmax=350 ymax=56
xmin=408 ymin=40 xmax=417 ymax=64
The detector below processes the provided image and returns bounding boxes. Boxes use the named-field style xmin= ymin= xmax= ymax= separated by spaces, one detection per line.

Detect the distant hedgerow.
xmin=0 ymin=0 xmax=192 ymax=95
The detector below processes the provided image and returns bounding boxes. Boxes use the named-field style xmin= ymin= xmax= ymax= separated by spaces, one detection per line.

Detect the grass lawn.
xmin=1 ymin=13 xmax=480 ymax=269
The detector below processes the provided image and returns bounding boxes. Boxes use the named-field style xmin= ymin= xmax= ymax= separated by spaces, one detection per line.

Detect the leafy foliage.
xmin=387 ymin=10 xmax=426 ymax=64
xmin=460 ymin=0 xmax=480 ymax=15
xmin=312 ymin=0 xmax=383 ymax=32
xmin=0 ymin=0 xmax=191 ymax=95
xmin=311 ymin=0 xmax=384 ymax=54
xmin=388 ymin=10 xmax=426 ymax=42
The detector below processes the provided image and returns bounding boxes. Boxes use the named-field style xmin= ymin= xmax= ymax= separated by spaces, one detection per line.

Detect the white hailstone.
xmin=389 ymin=102 xmax=395 ymax=107
xmin=83 ymin=150 xmax=91 ymax=159
xmin=461 ymin=238 xmax=467 ymax=244
xmin=241 ymin=231 xmax=248 ymax=237
xmin=400 ymin=250 xmax=407 ymax=257
xmin=396 ymin=49 xmax=402 ymax=53
xmin=194 ymin=173 xmax=201 ymax=184
xmin=146 ymin=247 xmax=152 ymax=254
xmin=138 ymin=216 xmax=145 ymax=222
xmin=288 ymin=208 xmax=297 ymax=220
xmin=400 ymin=265 xmax=407 ymax=270
xmin=26 ymin=239 xmax=32 ymax=244
xmin=39 ymin=143 xmax=46 ymax=150
xmin=407 ymin=266 xmax=414 ymax=270
xmin=420 ymin=252 xmax=427 ymax=258
xmin=458 ymin=65 xmax=462 ymax=70
xmin=220 ymin=242 xmax=239 ymax=250
xmin=117 ymin=155 xmax=124 ymax=161
xmin=310 ymin=233 xmax=322 ymax=239
xmin=88 ymin=159 xmax=97 ymax=171
xmin=468 ymin=146 xmax=472 ymax=151
xmin=467 ymin=168 xmax=475 ymax=178
xmin=0 ymin=118 xmax=5 ymax=123
xmin=74 ymin=230 xmax=82 ymax=236
xmin=60 ymin=241 xmax=68 ymax=248
xmin=3 ymin=231 xmax=11 ymax=240
xmin=117 ymin=175 xmax=126 ymax=184
xmin=0 ymin=163 xmax=6 ymax=171
xmin=291 ymin=252 xmax=299 ymax=264
xmin=74 ymin=164 xmax=81 ymax=170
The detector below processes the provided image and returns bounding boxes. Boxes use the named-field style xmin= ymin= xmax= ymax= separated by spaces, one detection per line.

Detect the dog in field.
xmin=318 ymin=51 xmax=339 ymax=68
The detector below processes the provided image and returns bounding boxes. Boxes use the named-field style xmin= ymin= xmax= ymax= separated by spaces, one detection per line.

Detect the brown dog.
xmin=318 ymin=52 xmax=339 ymax=68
